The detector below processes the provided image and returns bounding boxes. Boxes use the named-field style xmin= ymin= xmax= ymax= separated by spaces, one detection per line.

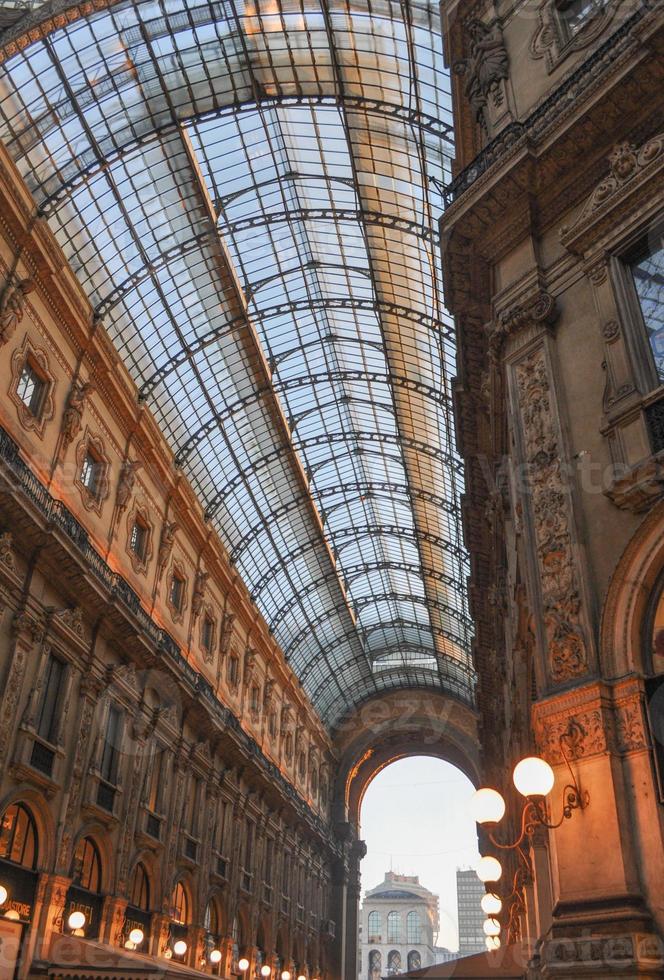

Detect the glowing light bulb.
xmin=261 ymin=966 xmax=271 ymax=977
xmin=129 ymin=928 xmax=144 ymax=946
xmin=173 ymin=940 xmax=188 ymax=956
xmin=480 ymin=893 xmax=502 ymax=916
xmin=485 ymin=936 xmax=501 ymax=951
xmin=210 ymin=950 xmax=222 ymax=964
xmin=68 ymin=911 xmax=86 ymax=931
xmin=470 ymin=788 xmax=506 ymax=825
xmin=0 ymin=886 xmax=7 ymax=907
xmin=297 ymin=974 xmax=306 ymax=980
xmin=513 ymin=756 xmax=555 ymax=798
xmin=5 ymin=910 xmax=19 ymax=921
xmin=483 ymin=918 xmax=500 ymax=937
xmin=281 ymin=972 xmax=290 ymax=980
xmin=476 ymin=855 xmax=502 ymax=883
xmin=239 ymin=959 xmax=250 ymax=972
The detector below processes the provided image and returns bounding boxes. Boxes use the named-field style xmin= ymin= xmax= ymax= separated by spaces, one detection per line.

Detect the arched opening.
xmin=167 ymin=879 xmax=191 ymax=961
xmin=67 ymin=835 xmax=104 ymax=939
xmin=204 ymin=896 xmax=223 ymax=973
xmin=123 ymin=861 xmax=151 ymax=951
xmin=358 ymin=757 xmax=482 ymax=970
xmin=0 ymin=801 xmax=39 ymax=928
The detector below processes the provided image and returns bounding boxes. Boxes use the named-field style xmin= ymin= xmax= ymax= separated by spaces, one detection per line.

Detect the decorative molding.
xmin=0 ymin=276 xmax=34 ymax=346
xmin=199 ymin=602 xmax=216 ymax=663
xmin=489 ymin=291 xmax=558 ymax=360
xmin=54 ymin=604 xmax=86 ymax=639
xmin=512 ymin=346 xmax=590 ymax=683
xmin=530 ymin=0 xmax=618 ymax=74
xmin=562 ymin=133 xmax=664 ymax=248
xmin=74 ymin=426 xmax=111 ymax=515
xmin=8 ymin=334 xmax=56 ymax=437
xmin=0 ymin=531 xmax=16 ymax=572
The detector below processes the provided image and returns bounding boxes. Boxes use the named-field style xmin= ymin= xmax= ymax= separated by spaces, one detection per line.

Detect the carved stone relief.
xmin=0 ymin=276 xmax=34 ymax=345
xmin=9 ymin=335 xmax=56 ymax=437
xmin=115 ymin=459 xmax=141 ymax=516
xmin=512 ymin=346 xmax=590 ymax=684
xmin=454 ymin=19 xmax=509 ymax=131
xmin=61 ymin=380 xmax=95 ymax=452
xmin=531 ymin=0 xmax=616 ymax=73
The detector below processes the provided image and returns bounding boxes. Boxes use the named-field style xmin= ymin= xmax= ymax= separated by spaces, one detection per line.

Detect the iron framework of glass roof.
xmin=0 ymin=0 xmax=475 ymax=727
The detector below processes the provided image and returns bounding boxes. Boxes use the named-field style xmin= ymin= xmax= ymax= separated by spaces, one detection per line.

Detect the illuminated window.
xmin=130 ymin=862 xmax=151 ymax=910
xmin=0 ymin=802 xmax=37 ymax=868
xmin=171 ymin=881 xmax=189 ymax=925
xmin=72 ymin=836 xmax=102 ymax=892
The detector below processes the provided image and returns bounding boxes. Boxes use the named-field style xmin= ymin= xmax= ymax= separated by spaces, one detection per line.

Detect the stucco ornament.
xmin=515 ymin=349 xmax=589 ymax=682
xmin=156 ymin=519 xmax=178 ymax=575
xmin=61 ymin=380 xmax=95 ymax=449
xmin=0 ymin=276 xmax=34 ymax=345
xmin=116 ymin=458 xmax=141 ymax=514
xmin=463 ymin=20 xmax=509 ymax=125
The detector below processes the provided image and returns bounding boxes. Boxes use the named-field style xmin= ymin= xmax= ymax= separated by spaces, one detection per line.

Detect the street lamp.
xmin=239 ymin=959 xmax=250 ymax=973
xmin=210 ymin=950 xmax=222 ymax=965
xmin=480 ymin=893 xmax=502 ymax=916
xmin=173 ymin=940 xmax=188 ymax=957
xmin=68 ymin=911 xmax=86 ymax=936
xmin=476 ymin=855 xmax=502 ymax=883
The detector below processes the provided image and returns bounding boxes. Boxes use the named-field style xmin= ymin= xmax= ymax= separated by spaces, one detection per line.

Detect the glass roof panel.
xmin=0 ymin=0 xmax=473 ymax=726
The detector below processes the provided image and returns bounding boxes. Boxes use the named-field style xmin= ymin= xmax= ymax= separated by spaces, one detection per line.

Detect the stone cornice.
xmin=441 ymin=6 xmax=663 ymax=265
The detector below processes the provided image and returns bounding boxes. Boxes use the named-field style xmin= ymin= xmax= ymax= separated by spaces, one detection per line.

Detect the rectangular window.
xmin=202 ymin=614 xmax=214 ymax=652
xmin=170 ymin=572 xmax=185 ymax=611
xmin=556 ymin=0 xmax=604 ymax=36
xmin=80 ymin=449 xmax=102 ymax=497
xmin=100 ymin=704 xmax=122 ymax=786
xmin=264 ymin=837 xmax=273 ymax=883
xmin=630 ymin=231 xmax=664 ymax=384
xmin=228 ymin=656 xmax=239 ymax=687
xmin=244 ymin=820 xmax=253 ymax=872
xmin=17 ymin=359 xmax=47 ymax=418
xmin=130 ymin=518 xmax=148 ymax=560
xmin=37 ymin=654 xmax=66 ymax=744
xmin=148 ymin=746 xmax=165 ymax=813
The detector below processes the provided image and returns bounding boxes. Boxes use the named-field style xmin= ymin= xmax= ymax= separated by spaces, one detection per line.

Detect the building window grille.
xmin=130 ymin=518 xmax=149 ymax=561
xmin=406 ymin=910 xmax=421 ymax=944
xmin=17 ymin=358 xmax=47 ymax=418
xmin=80 ymin=448 xmax=103 ymax=498
xmin=202 ymin=614 xmax=214 ymax=653
xmin=169 ymin=571 xmax=185 ymax=612
xmin=387 ymin=911 xmax=401 ymax=942
xmin=367 ymin=911 xmax=381 ymax=942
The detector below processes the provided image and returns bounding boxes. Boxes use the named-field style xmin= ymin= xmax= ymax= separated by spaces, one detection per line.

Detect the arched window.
xmin=387 ymin=950 xmax=401 ymax=976
xmin=71 ymin=836 xmax=102 ymax=892
xmin=171 ymin=881 xmax=189 ymax=924
xmin=406 ymin=910 xmax=420 ymax=944
xmin=0 ymin=802 xmax=38 ymax=869
xmin=367 ymin=910 xmax=381 ymax=942
xmin=368 ymin=950 xmax=381 ymax=980
xmin=204 ymin=900 xmax=220 ymax=937
xmin=407 ymin=951 xmax=421 ymax=972
xmin=130 ymin=862 xmax=150 ymax=910
xmin=387 ymin=911 xmax=401 ymax=942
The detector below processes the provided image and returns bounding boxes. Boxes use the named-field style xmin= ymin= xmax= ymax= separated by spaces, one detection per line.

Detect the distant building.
xmin=455 ymin=869 xmax=486 ymax=956
xmin=359 ymin=872 xmax=444 ymax=980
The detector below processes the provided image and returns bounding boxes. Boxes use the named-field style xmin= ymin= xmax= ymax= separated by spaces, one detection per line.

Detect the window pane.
xmin=632 ymin=236 xmax=664 ymax=382
xmin=17 ymin=361 xmax=46 ymax=417
xmin=37 ymin=655 xmax=65 ymax=743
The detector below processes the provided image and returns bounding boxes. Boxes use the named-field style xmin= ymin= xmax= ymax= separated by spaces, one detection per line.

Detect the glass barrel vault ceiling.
xmin=0 ymin=0 xmax=475 ymax=726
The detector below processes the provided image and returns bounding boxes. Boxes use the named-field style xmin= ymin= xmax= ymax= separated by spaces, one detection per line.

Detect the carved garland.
xmin=513 ymin=347 xmax=590 ymax=683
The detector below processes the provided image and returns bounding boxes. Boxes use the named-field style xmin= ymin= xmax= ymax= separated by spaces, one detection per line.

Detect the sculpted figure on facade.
xmin=462 ymin=20 xmax=509 ymax=126
xmin=191 ymin=568 xmax=210 ymax=619
xmin=116 ymin=459 xmax=141 ymax=515
xmin=61 ymin=380 xmax=95 ymax=449
xmin=156 ymin=519 xmax=178 ymax=576
xmin=0 ymin=276 xmax=34 ymax=345
xmin=514 ymin=349 xmax=589 ymax=683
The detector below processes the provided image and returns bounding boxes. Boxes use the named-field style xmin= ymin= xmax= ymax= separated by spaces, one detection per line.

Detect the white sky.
xmin=358 ymin=756 xmax=481 ymax=952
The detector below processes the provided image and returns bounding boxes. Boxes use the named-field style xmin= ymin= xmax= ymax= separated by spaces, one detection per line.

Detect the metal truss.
xmin=203 ymin=430 xmax=462 ymax=521
xmin=220 ymin=206 xmax=439 ymax=244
